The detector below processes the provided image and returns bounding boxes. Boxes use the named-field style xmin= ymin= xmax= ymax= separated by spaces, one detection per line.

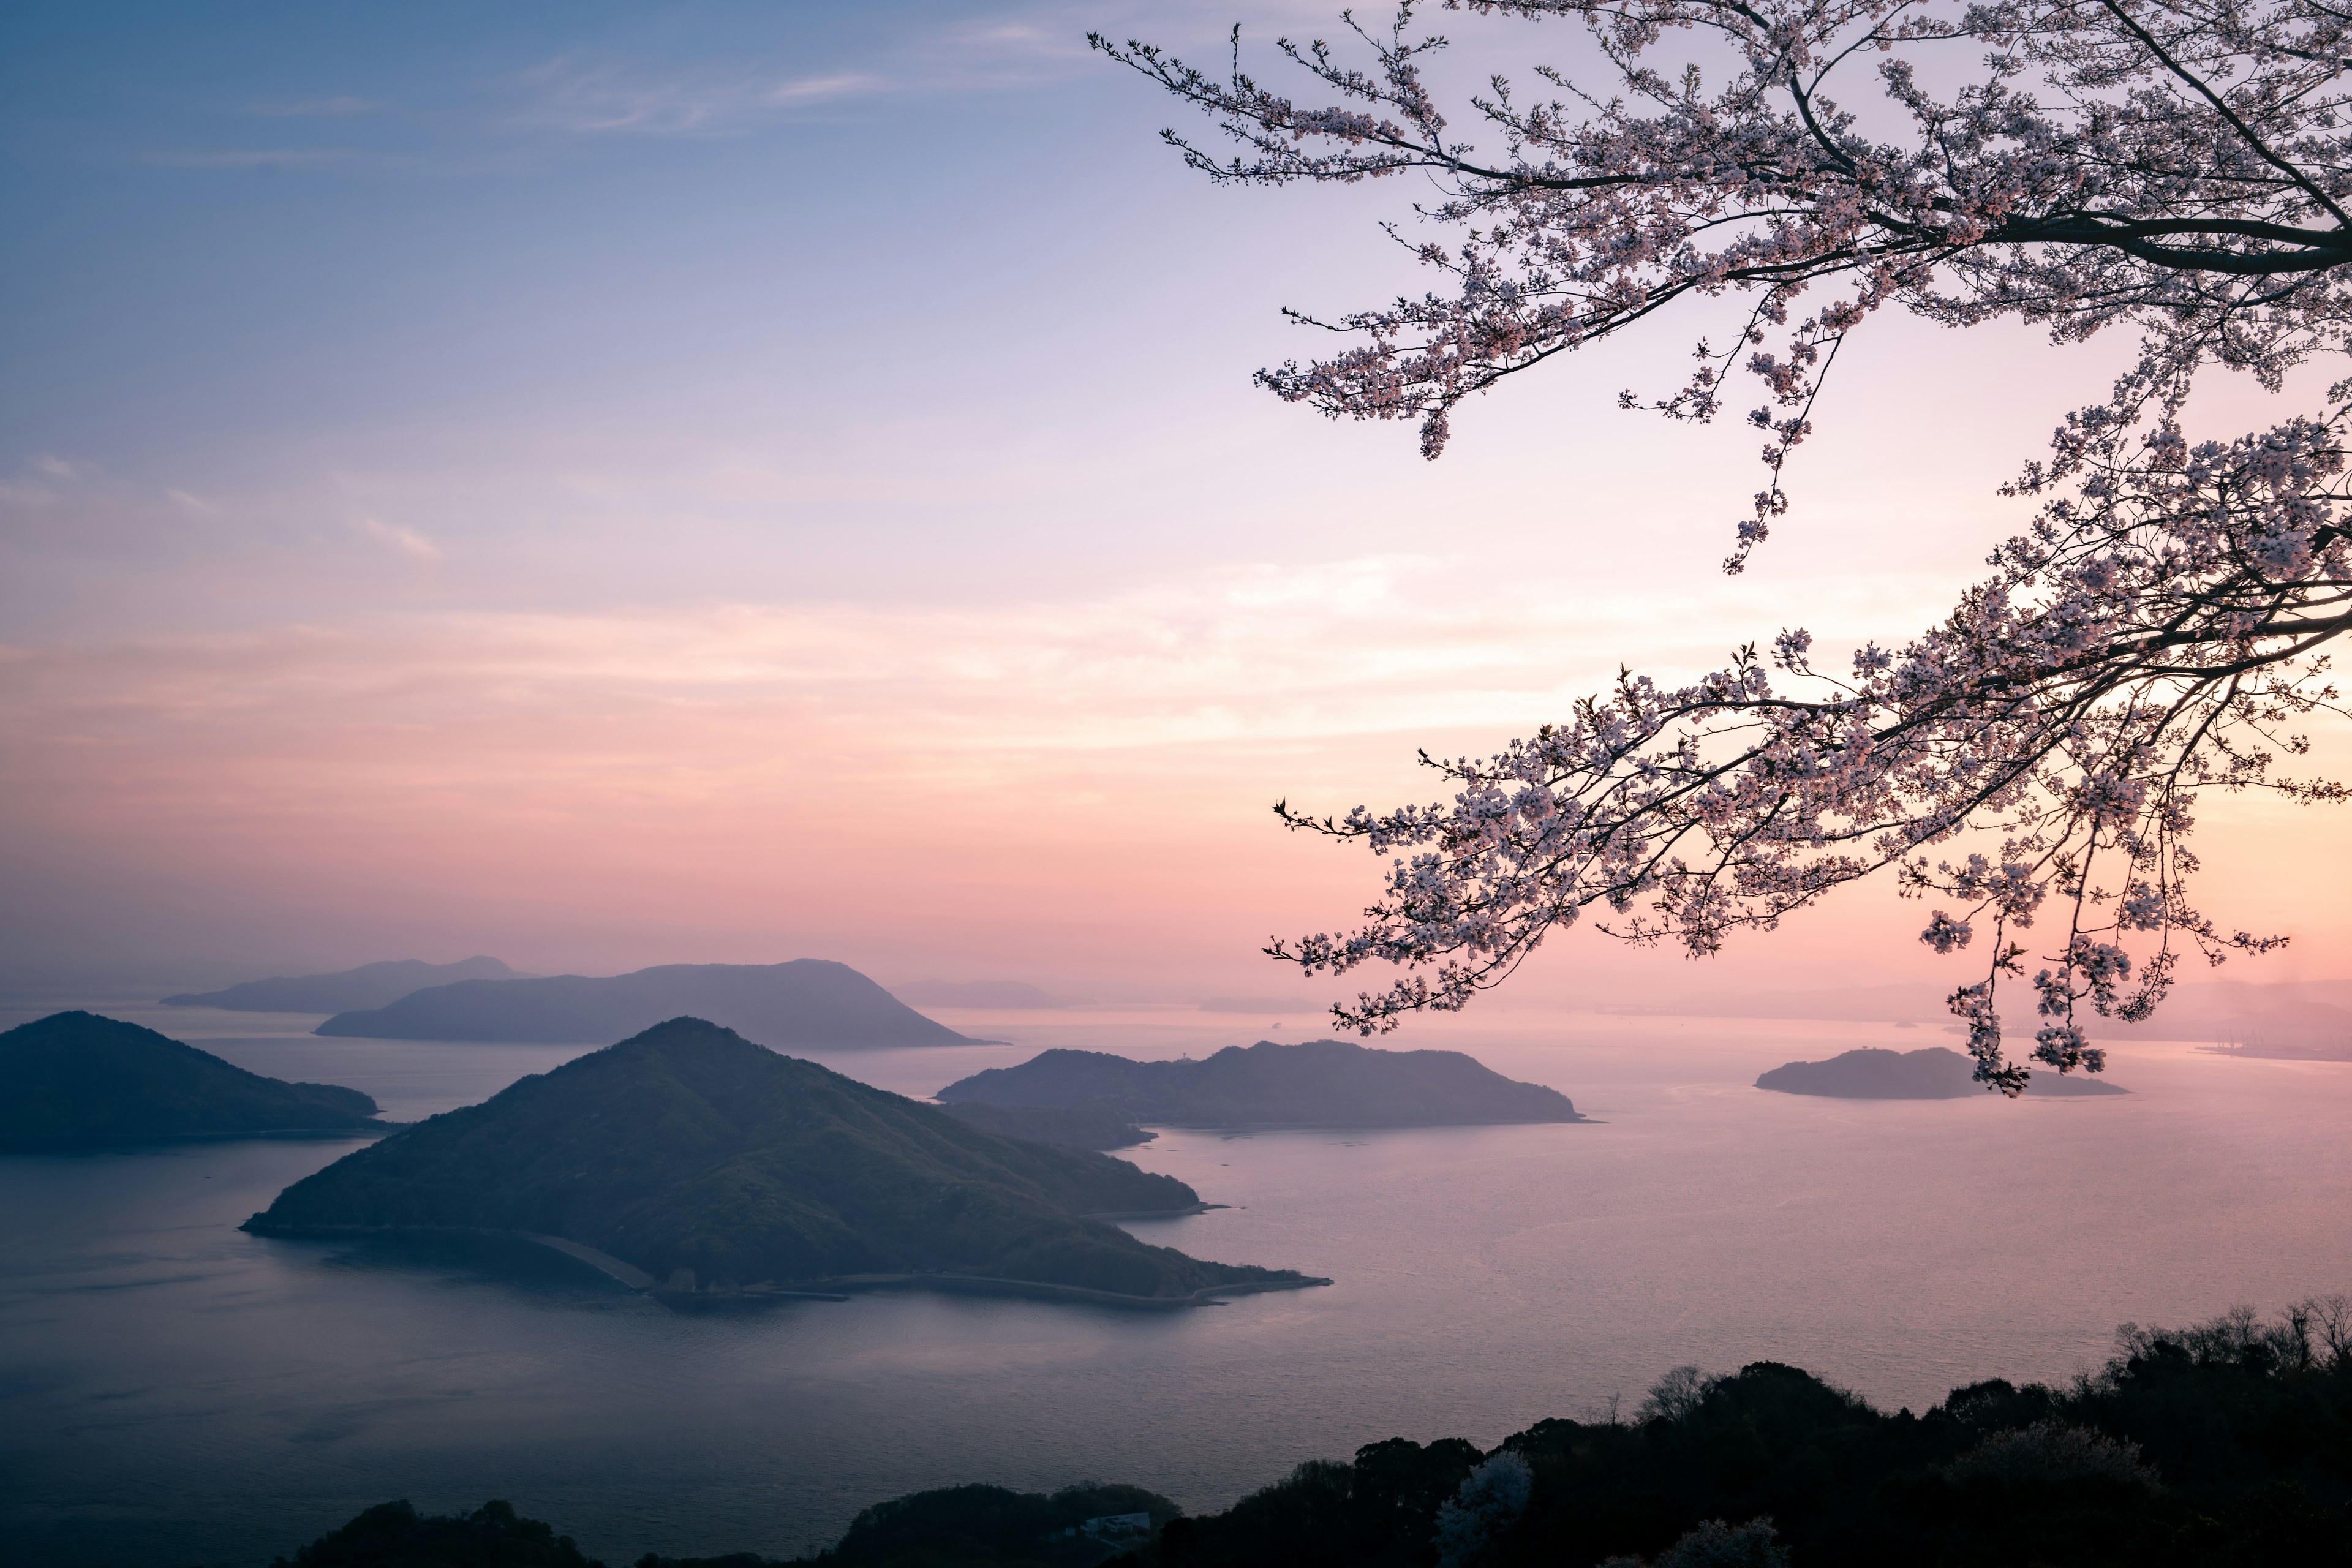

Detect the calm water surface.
xmin=3 ymin=1000 xmax=2348 ymax=1566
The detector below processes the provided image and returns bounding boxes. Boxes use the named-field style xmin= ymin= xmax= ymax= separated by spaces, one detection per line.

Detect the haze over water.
xmin=4 ymin=1001 xmax=2345 ymax=1567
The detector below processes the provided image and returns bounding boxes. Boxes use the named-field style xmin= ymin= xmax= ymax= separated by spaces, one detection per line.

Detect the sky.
xmin=3 ymin=1 xmax=2346 ymax=1005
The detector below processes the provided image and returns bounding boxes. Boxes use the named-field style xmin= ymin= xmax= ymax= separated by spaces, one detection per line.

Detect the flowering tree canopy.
xmin=1096 ymin=0 xmax=2352 ymax=1090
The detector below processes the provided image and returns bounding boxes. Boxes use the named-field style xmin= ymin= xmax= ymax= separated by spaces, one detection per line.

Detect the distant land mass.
xmin=314 ymin=959 xmax=977 ymax=1047
xmin=2 ymin=1011 xmax=390 ymax=1151
xmin=937 ymin=1038 xmax=1585 ymax=1128
xmin=891 ymin=980 xmax=1068 ymax=1009
xmin=161 ymin=956 xmax=518 ymax=1013
xmin=1757 ymin=1046 xmax=2129 ymax=1099
xmin=247 ymin=1017 xmax=1315 ymax=1302
xmin=938 ymin=1101 xmax=1156 ymax=1150
xmin=2198 ymin=1040 xmax=2352 ymax=1061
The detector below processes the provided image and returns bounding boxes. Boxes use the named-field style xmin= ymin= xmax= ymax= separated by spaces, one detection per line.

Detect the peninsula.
xmin=1757 ymin=1046 xmax=2129 ymax=1099
xmin=314 ymin=958 xmax=976 ymax=1047
xmin=246 ymin=1017 xmax=1317 ymax=1302
xmin=937 ymin=1038 xmax=1585 ymax=1128
xmin=162 ymin=956 xmax=518 ymax=1013
xmin=1 ymin=1011 xmax=390 ymax=1150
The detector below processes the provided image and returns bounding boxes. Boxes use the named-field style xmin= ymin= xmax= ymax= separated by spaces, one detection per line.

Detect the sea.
xmin=3 ymin=998 xmax=2348 ymax=1566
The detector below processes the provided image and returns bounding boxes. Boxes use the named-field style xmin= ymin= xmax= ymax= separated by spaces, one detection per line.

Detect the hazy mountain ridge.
xmin=161 ymin=957 xmax=518 ymax=1014
xmin=938 ymin=1039 xmax=1585 ymax=1128
xmin=247 ymin=1017 xmax=1308 ymax=1299
xmin=314 ymin=959 xmax=974 ymax=1047
xmin=1 ymin=1011 xmax=388 ymax=1150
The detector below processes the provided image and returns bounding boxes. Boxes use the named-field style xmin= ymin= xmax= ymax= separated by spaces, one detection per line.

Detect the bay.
xmin=2 ymin=999 xmax=2347 ymax=1566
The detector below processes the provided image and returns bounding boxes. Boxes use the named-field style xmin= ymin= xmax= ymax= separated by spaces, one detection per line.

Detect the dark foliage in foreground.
xmin=268 ymin=1500 xmax=598 ymax=1567
xmin=258 ymin=1301 xmax=2352 ymax=1567
xmin=1146 ymin=1300 xmax=2352 ymax=1567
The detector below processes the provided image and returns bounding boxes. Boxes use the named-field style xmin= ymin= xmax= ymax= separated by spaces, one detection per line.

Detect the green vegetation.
xmin=315 ymin=959 xmax=973 ymax=1046
xmin=163 ymin=956 xmax=518 ymax=1013
xmin=939 ymin=1101 xmax=1155 ymax=1150
xmin=1755 ymin=1047 xmax=2128 ymax=1100
xmin=0 ymin=1011 xmax=386 ymax=1151
xmin=247 ymin=1017 xmax=1306 ymax=1298
xmin=257 ymin=1300 xmax=2352 ymax=1566
xmin=937 ymin=1040 xmax=1583 ymax=1129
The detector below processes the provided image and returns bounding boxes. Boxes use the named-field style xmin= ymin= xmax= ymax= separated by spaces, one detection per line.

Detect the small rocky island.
xmin=162 ymin=956 xmax=518 ymax=1013
xmin=937 ymin=1038 xmax=1585 ymax=1128
xmin=314 ymin=958 xmax=977 ymax=1047
xmin=247 ymin=1016 xmax=1320 ymax=1305
xmin=1 ymin=1011 xmax=391 ymax=1151
xmin=1757 ymin=1046 xmax=2129 ymax=1099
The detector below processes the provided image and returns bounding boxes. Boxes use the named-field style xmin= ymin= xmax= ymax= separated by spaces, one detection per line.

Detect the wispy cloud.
xmin=516 ymin=58 xmax=888 ymax=135
xmin=356 ymin=517 xmax=443 ymax=562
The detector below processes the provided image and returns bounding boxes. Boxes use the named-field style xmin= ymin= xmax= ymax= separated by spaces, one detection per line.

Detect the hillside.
xmin=1757 ymin=1046 xmax=2129 ymax=1099
xmin=162 ymin=956 xmax=517 ymax=1013
xmin=247 ymin=1017 xmax=1309 ymax=1299
xmin=937 ymin=1039 xmax=1584 ymax=1128
xmin=1 ymin=1011 xmax=388 ymax=1150
xmin=314 ymin=959 xmax=975 ymax=1047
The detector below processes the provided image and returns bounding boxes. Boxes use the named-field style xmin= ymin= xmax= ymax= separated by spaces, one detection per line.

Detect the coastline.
xmin=241 ymin=1219 xmax=1332 ymax=1308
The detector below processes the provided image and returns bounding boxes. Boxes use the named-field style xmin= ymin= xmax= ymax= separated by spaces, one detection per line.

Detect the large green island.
xmin=246 ymin=1016 xmax=1321 ymax=1306
xmin=1 ymin=1011 xmax=390 ymax=1151
xmin=937 ymin=1038 xmax=1585 ymax=1128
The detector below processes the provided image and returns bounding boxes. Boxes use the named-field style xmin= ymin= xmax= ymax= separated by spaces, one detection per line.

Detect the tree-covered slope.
xmin=0 ymin=1011 xmax=385 ymax=1150
xmin=938 ymin=1039 xmax=1583 ymax=1128
xmin=249 ymin=1017 xmax=1302 ymax=1297
xmin=1757 ymin=1046 xmax=2128 ymax=1099
xmin=162 ymin=956 xmax=517 ymax=1013
xmin=315 ymin=959 xmax=973 ymax=1047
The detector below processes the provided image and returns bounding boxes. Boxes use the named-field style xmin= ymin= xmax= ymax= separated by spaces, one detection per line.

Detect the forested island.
xmin=1 ymin=1011 xmax=390 ymax=1151
xmin=259 ymin=1298 xmax=2352 ymax=1566
xmin=937 ymin=1039 xmax=1583 ymax=1128
xmin=1757 ymin=1046 xmax=2128 ymax=1099
xmin=247 ymin=1017 xmax=1316 ymax=1303
xmin=162 ymin=956 xmax=518 ymax=1013
xmin=314 ymin=959 xmax=976 ymax=1047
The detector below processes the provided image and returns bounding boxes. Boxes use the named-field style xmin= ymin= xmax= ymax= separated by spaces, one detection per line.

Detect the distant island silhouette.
xmin=937 ymin=1038 xmax=1585 ymax=1128
xmin=314 ymin=959 xmax=978 ymax=1047
xmin=890 ymin=980 xmax=1068 ymax=1009
xmin=2 ymin=1011 xmax=391 ymax=1151
xmin=247 ymin=1017 xmax=1321 ymax=1305
xmin=161 ymin=956 xmax=518 ymax=1013
xmin=1757 ymin=1046 xmax=2128 ymax=1099
xmin=938 ymin=1101 xmax=1156 ymax=1150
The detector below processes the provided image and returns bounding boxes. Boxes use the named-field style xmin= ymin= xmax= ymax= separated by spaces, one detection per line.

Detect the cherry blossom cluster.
xmin=1265 ymin=390 xmax=2348 ymax=1087
xmin=1103 ymin=0 xmax=2352 ymax=1085
xmin=1096 ymin=0 xmax=2352 ymax=566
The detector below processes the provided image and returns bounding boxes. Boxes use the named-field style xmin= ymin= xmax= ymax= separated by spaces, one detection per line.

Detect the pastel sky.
xmin=4 ymin=1 xmax=2346 ymax=1001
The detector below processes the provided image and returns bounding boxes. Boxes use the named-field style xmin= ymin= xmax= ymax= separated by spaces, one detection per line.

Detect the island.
xmin=161 ymin=956 xmax=518 ymax=1013
xmin=1756 ymin=1046 xmax=2129 ymax=1099
xmin=246 ymin=1016 xmax=1322 ymax=1305
xmin=1 ymin=1011 xmax=392 ymax=1151
xmin=936 ymin=1038 xmax=1585 ymax=1128
xmin=938 ymin=1100 xmax=1156 ymax=1150
xmin=314 ymin=958 xmax=979 ymax=1047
